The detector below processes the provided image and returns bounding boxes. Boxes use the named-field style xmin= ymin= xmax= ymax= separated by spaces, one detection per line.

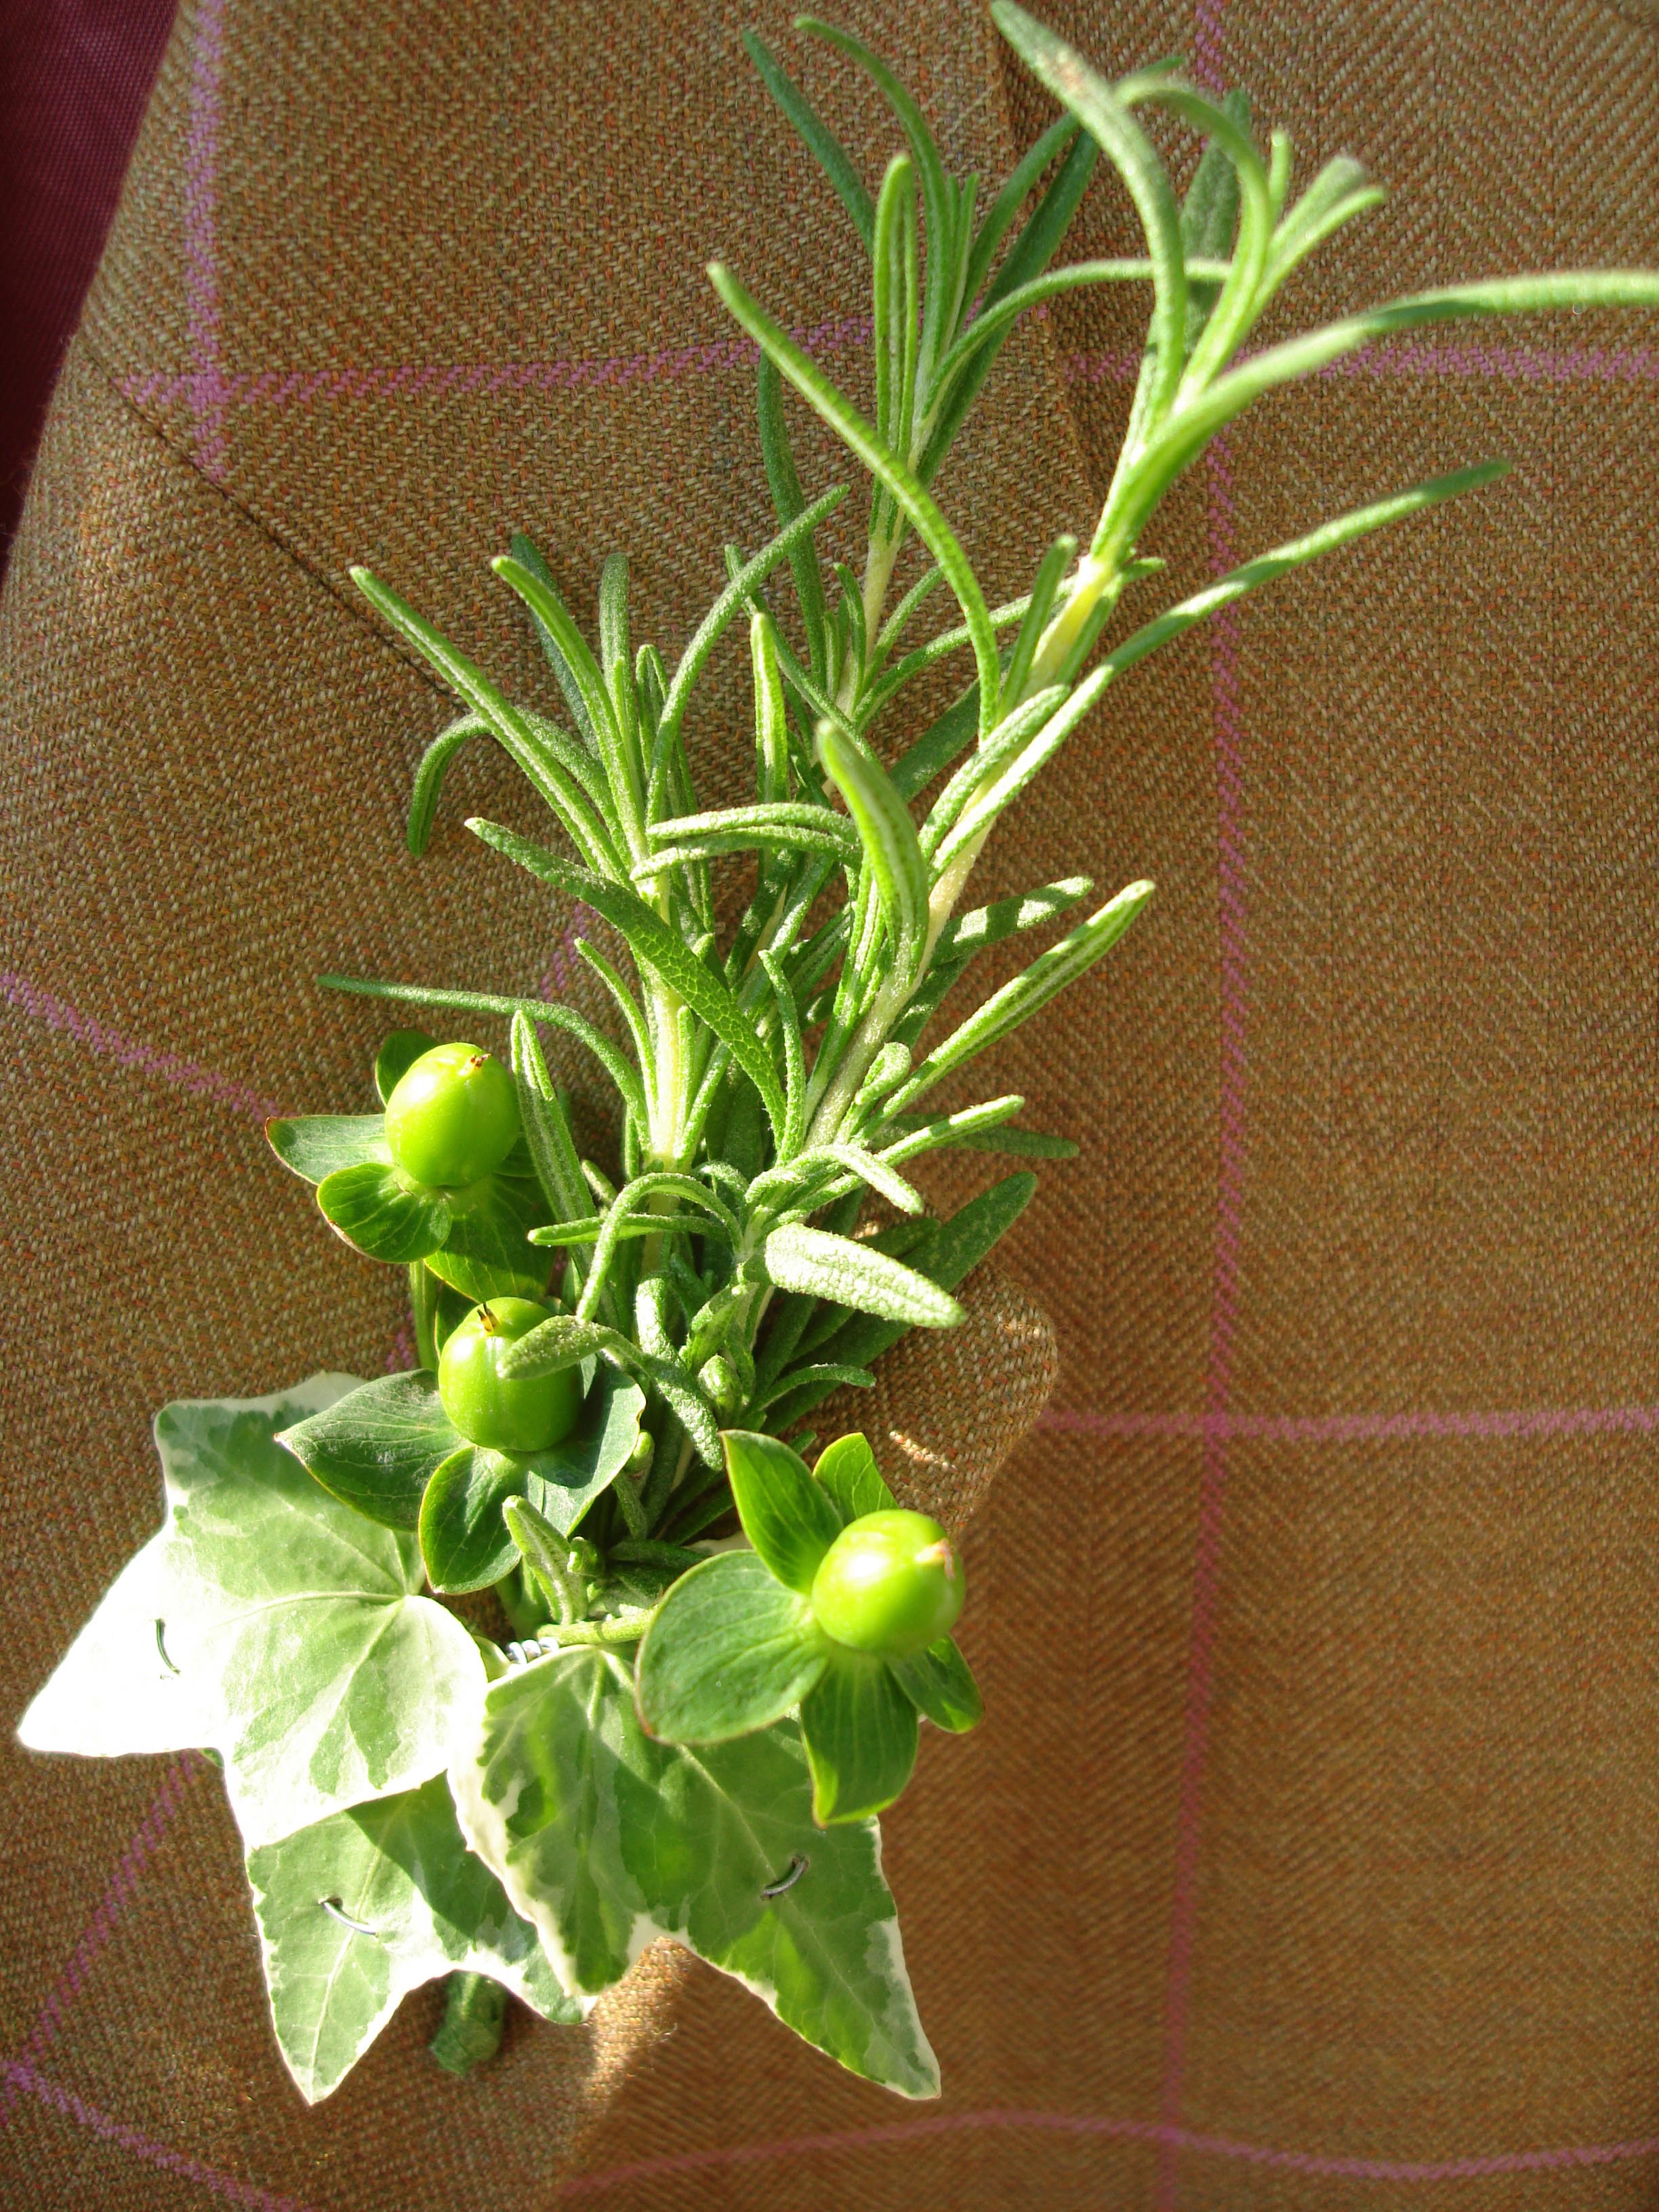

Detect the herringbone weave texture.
xmin=3 ymin=3 xmax=1658 ymax=2207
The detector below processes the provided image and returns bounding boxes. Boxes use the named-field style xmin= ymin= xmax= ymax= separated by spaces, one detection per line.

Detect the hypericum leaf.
xmin=316 ymin=1161 xmax=450 ymax=1265
xmin=811 ymin=1433 xmax=897 ymax=1526
xmin=276 ymin=1371 xmax=462 ymax=1530
xmin=817 ymin=723 xmax=928 ymax=987
xmin=762 ymin=1225 xmax=964 ymax=1329
xmin=466 ymin=819 xmax=789 ymax=1145
xmin=246 ymin=1774 xmax=583 ymax=2104
xmin=451 ymin=1650 xmax=939 ymax=2097
xmin=524 ymin=1363 xmax=648 ymax=1536
xmin=799 ymin=1652 xmax=918 ymax=1825
xmin=741 ymin=30 xmax=875 ymax=250
xmin=426 ymin=1171 xmax=550 ymax=1303
xmin=634 ymin=1552 xmax=830 ymax=1743
xmin=722 ymin=1431 xmax=844 ymax=1595
xmin=20 ymin=1380 xmax=485 ymax=1849
xmin=418 ymin=1445 xmax=529 ymax=1593
xmin=888 ymin=1635 xmax=983 ymax=1733
xmin=890 ymin=880 xmax=1155 ymax=1112
xmin=266 ymin=1115 xmax=390 ymax=1187
xmin=373 ymin=1029 xmax=436 ymax=1107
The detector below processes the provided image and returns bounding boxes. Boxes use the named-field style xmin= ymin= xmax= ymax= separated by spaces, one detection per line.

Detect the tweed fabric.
xmin=4 ymin=2 xmax=1659 ymax=2208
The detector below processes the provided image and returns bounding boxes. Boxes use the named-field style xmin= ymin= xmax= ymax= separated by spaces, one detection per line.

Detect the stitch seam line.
xmin=76 ymin=333 xmax=450 ymax=705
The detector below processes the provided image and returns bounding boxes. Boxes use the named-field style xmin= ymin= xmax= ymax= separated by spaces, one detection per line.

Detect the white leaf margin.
xmin=18 ymin=1375 xmax=488 ymax=1849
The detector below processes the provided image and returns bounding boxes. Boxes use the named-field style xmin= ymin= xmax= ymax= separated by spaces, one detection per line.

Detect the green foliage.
xmin=19 ymin=1384 xmax=485 ymax=1852
xmin=24 ymin=5 xmax=1659 ymax=2109
xmin=451 ymin=1647 xmax=939 ymax=2096
xmin=247 ymin=1776 xmax=582 ymax=2102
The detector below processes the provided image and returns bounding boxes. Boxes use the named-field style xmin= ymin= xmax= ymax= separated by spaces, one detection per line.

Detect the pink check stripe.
xmin=115 ymin=337 xmax=1659 ymax=416
xmin=1 ymin=971 xmax=287 ymax=1121
xmin=1 ymin=2060 xmax=315 ymax=2210
xmin=1041 ymin=1402 xmax=1659 ymax=1442
xmin=8 ymin=2057 xmax=1659 ymax=2205
xmin=550 ymin=2106 xmax=1659 ymax=2196
xmin=1061 ymin=342 xmax=1659 ymax=385
xmin=17 ymin=1759 xmax=201 ymax=2066
xmin=119 ymin=313 xmax=874 ymax=411
xmin=183 ymin=0 xmax=227 ymax=479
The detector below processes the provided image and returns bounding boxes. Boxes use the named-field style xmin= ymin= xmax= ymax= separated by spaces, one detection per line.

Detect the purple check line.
xmin=116 ymin=337 xmax=1659 ymax=418
xmin=1149 ymin=424 xmax=1247 ymax=2211
xmin=184 ymin=0 xmax=227 ymax=479
xmin=1042 ymin=1402 xmax=1659 ymax=1441
xmin=547 ymin=2108 xmax=1659 ymax=2196
xmin=15 ymin=1759 xmax=203 ymax=2068
xmin=119 ymin=314 xmax=875 ymax=414
xmin=0 ymin=972 xmax=287 ymax=1122
xmin=6 ymin=2067 xmax=1659 ymax=2207
xmin=1 ymin=2061 xmax=314 ymax=2211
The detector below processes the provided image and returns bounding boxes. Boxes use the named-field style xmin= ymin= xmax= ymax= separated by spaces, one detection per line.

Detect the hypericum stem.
xmin=408 ymin=1263 xmax=438 ymax=1370
xmin=537 ymin=1612 xmax=651 ymax=1648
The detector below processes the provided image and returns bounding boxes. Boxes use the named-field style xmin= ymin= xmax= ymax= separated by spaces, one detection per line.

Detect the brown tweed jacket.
xmin=5 ymin=3 xmax=1659 ymax=2206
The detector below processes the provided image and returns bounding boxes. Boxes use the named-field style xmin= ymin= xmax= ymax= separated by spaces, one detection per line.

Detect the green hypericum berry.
xmin=809 ymin=1509 xmax=964 ymax=1658
xmin=384 ymin=1041 xmax=520 ymax=1190
xmin=437 ymin=1297 xmax=581 ymax=1454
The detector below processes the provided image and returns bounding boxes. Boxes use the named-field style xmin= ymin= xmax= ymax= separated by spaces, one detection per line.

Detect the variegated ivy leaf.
xmin=451 ymin=1647 xmax=939 ymax=2099
xmin=19 ymin=1378 xmax=485 ymax=1849
xmin=246 ymin=1774 xmax=585 ymax=2104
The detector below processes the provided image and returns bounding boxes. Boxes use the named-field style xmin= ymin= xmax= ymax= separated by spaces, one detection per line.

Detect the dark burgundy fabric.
xmin=0 ymin=0 xmax=177 ymax=571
